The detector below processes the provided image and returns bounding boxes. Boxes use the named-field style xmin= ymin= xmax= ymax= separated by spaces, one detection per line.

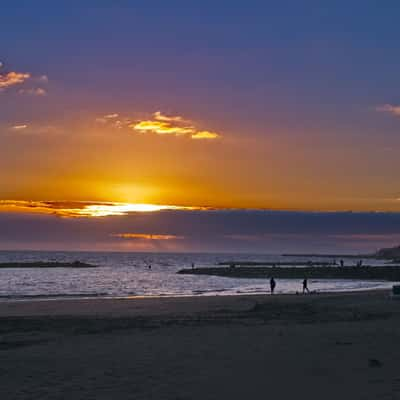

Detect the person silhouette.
xmin=270 ymin=277 xmax=276 ymax=294
xmin=303 ymin=278 xmax=310 ymax=294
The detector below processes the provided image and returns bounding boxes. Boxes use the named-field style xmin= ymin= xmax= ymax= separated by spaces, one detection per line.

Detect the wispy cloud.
xmin=104 ymin=113 xmax=119 ymax=119
xmin=110 ymin=233 xmax=184 ymax=240
xmin=154 ymin=111 xmax=188 ymax=123
xmin=8 ymin=123 xmax=61 ymax=136
xmin=95 ymin=113 xmax=120 ymax=123
xmin=11 ymin=124 xmax=28 ymax=130
xmin=37 ymin=75 xmax=49 ymax=83
xmin=18 ymin=87 xmax=47 ymax=96
xmin=95 ymin=113 xmax=129 ymax=129
xmin=376 ymin=104 xmax=400 ymax=116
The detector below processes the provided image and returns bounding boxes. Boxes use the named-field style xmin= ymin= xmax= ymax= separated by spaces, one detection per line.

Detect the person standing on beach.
xmin=303 ymin=278 xmax=310 ymax=294
xmin=270 ymin=277 xmax=276 ymax=294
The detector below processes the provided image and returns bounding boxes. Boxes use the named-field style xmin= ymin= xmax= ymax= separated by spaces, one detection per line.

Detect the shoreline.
xmin=0 ymin=283 xmax=393 ymax=306
xmin=0 ymin=288 xmax=391 ymax=317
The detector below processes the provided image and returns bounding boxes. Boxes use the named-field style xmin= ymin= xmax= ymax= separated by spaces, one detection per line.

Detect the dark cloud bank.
xmin=1 ymin=210 xmax=400 ymax=253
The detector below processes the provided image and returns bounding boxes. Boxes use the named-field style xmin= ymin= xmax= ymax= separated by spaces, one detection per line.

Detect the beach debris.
xmin=335 ymin=341 xmax=353 ymax=346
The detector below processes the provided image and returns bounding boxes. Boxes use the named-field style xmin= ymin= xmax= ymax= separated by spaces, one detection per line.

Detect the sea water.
xmin=0 ymin=251 xmax=393 ymax=300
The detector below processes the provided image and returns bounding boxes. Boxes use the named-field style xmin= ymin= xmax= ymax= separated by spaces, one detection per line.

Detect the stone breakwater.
xmin=0 ymin=261 xmax=97 ymax=268
xmin=178 ymin=265 xmax=400 ymax=281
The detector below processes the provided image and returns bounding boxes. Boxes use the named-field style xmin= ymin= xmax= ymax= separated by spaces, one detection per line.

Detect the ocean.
xmin=0 ymin=251 xmax=393 ymax=300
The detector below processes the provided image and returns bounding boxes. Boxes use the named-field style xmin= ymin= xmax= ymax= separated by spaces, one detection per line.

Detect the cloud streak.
xmin=95 ymin=113 xmax=120 ymax=123
xmin=376 ymin=104 xmax=400 ymax=116
xmin=7 ymin=124 xmax=61 ymax=136
xmin=11 ymin=124 xmax=28 ymax=130
xmin=110 ymin=233 xmax=184 ymax=240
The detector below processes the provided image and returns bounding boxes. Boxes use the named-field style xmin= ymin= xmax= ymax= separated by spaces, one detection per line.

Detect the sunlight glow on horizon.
xmin=76 ymin=203 xmax=193 ymax=217
xmin=0 ymin=200 xmax=206 ymax=218
xmin=110 ymin=233 xmax=184 ymax=240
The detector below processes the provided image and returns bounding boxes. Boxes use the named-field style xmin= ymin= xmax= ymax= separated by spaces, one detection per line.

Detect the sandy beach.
xmin=1 ymin=290 xmax=399 ymax=399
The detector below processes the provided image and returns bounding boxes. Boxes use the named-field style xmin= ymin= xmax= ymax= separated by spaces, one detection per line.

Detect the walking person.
xmin=302 ymin=278 xmax=310 ymax=294
xmin=270 ymin=277 xmax=276 ymax=294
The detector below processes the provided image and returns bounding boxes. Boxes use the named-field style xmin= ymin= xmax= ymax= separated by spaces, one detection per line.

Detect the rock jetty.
xmin=0 ymin=261 xmax=97 ymax=269
xmin=178 ymin=265 xmax=400 ymax=281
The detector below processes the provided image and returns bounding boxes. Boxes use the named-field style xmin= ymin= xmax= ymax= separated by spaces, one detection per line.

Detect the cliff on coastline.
xmin=374 ymin=245 xmax=400 ymax=260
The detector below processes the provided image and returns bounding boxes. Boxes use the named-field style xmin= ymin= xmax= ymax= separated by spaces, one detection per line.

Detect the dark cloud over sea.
xmin=1 ymin=209 xmax=400 ymax=253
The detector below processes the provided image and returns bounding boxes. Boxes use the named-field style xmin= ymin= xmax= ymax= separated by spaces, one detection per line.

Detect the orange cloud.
xmin=191 ymin=130 xmax=220 ymax=140
xmin=129 ymin=111 xmax=221 ymax=139
xmin=110 ymin=233 xmax=184 ymax=240
xmin=0 ymin=71 xmax=31 ymax=90
xmin=0 ymin=63 xmax=48 ymax=94
xmin=130 ymin=120 xmax=195 ymax=135
xmin=95 ymin=110 xmax=221 ymax=139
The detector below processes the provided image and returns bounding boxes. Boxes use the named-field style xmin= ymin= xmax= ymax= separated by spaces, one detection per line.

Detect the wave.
xmin=0 ymin=292 xmax=109 ymax=300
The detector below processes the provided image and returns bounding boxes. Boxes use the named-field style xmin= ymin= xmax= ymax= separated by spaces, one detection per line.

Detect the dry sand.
xmin=1 ymin=290 xmax=399 ymax=399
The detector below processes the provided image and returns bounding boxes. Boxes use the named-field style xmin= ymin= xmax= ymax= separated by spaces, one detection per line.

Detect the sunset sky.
xmin=1 ymin=1 xmax=400 ymax=252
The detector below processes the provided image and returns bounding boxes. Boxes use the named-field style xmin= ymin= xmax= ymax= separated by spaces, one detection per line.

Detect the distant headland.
xmin=282 ymin=245 xmax=400 ymax=261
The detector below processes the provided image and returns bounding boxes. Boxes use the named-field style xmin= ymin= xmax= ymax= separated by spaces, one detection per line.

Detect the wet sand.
xmin=1 ymin=290 xmax=400 ymax=399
